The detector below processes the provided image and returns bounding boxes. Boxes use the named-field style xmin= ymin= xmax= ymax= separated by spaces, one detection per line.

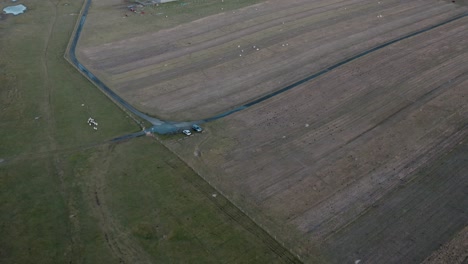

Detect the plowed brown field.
xmin=164 ymin=9 xmax=468 ymax=264
xmin=77 ymin=0 xmax=468 ymax=262
xmin=78 ymin=0 xmax=466 ymax=121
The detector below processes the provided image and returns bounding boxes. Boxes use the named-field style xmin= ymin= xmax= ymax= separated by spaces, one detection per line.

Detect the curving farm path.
xmin=68 ymin=0 xmax=467 ymax=134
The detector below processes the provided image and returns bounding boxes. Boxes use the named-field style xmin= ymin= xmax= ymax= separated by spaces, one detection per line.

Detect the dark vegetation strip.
xmin=109 ymin=131 xmax=147 ymax=142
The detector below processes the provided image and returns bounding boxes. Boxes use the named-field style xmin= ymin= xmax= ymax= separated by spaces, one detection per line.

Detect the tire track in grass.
xmin=164 ymin=147 xmax=303 ymax=263
xmin=85 ymin=145 xmax=153 ymax=264
xmin=42 ymin=0 xmax=84 ymax=262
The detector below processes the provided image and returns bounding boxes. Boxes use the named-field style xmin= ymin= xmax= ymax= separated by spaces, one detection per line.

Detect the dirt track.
xmin=78 ymin=0 xmax=467 ymax=121
xmin=164 ymin=12 xmax=468 ymax=263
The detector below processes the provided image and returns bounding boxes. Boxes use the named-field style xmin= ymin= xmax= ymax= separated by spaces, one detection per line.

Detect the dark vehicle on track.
xmin=192 ymin=124 xmax=203 ymax=132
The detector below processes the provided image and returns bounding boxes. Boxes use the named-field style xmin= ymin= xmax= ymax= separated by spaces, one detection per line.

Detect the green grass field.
xmin=0 ymin=0 xmax=293 ymax=263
